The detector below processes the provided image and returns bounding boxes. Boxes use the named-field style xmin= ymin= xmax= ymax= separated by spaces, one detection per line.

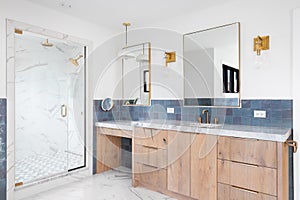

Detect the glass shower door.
xmin=14 ymin=31 xmax=84 ymax=185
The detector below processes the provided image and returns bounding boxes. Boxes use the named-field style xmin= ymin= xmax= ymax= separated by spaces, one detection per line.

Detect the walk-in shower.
xmin=14 ymin=31 xmax=86 ymax=186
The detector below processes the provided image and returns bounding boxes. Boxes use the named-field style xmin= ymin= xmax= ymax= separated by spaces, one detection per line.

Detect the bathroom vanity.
xmin=95 ymin=120 xmax=291 ymax=200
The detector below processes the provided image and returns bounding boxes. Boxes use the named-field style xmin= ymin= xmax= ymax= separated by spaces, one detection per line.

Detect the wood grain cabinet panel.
xmin=218 ymin=183 xmax=277 ymax=200
xmin=218 ymin=160 xmax=277 ymax=196
xmin=98 ymin=127 xmax=132 ymax=138
xmin=96 ymin=134 xmax=121 ymax=173
xmin=191 ymin=134 xmax=218 ymax=200
xmin=167 ymin=131 xmax=191 ymax=196
xmin=135 ymin=163 xmax=167 ymax=190
xmin=134 ymin=128 xmax=168 ymax=149
xmin=218 ymin=137 xmax=277 ymax=168
xmin=134 ymin=144 xmax=167 ymax=168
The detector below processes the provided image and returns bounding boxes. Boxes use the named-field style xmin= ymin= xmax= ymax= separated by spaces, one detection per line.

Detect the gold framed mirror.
xmin=183 ymin=22 xmax=240 ymax=107
xmin=121 ymin=42 xmax=151 ymax=106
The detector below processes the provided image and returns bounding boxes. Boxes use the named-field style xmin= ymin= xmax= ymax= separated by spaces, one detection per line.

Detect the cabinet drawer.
xmin=218 ymin=159 xmax=277 ymax=196
xmin=134 ymin=128 xmax=168 ymax=149
xmin=134 ymin=163 xmax=167 ymax=189
xmin=134 ymin=144 xmax=167 ymax=168
xmin=218 ymin=137 xmax=277 ymax=168
xmin=218 ymin=183 xmax=276 ymax=200
xmin=98 ymin=127 xmax=132 ymax=138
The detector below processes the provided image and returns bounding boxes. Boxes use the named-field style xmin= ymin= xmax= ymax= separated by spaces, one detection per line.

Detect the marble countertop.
xmin=95 ymin=121 xmax=133 ymax=131
xmin=95 ymin=120 xmax=291 ymax=142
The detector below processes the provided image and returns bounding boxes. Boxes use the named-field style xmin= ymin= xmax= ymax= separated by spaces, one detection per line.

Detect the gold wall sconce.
xmin=164 ymin=51 xmax=176 ymax=66
xmin=253 ymin=35 xmax=269 ymax=56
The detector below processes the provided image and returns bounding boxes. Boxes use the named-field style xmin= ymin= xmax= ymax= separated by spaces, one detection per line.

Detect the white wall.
xmin=0 ymin=0 xmax=113 ymax=98
xmin=92 ymin=28 xmax=183 ymax=100
xmin=292 ymin=8 xmax=300 ymax=200
xmin=152 ymin=0 xmax=300 ymax=99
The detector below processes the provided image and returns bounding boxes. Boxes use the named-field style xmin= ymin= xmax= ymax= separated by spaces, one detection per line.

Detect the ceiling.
xmin=26 ymin=0 xmax=232 ymax=31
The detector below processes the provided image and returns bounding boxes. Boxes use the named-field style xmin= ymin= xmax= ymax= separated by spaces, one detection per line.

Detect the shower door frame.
xmin=6 ymin=19 xmax=92 ymax=199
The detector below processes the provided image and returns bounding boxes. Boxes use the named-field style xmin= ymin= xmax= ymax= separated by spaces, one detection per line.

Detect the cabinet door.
xmin=96 ymin=134 xmax=121 ymax=173
xmin=135 ymin=128 xmax=168 ymax=149
xmin=191 ymin=134 xmax=217 ymax=200
xmin=218 ymin=159 xmax=277 ymax=196
xmin=218 ymin=183 xmax=277 ymax=200
xmin=218 ymin=137 xmax=277 ymax=168
xmin=135 ymin=162 xmax=167 ymax=190
xmin=167 ymin=131 xmax=191 ymax=196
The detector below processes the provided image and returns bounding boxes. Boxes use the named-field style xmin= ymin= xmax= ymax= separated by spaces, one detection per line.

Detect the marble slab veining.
xmin=95 ymin=120 xmax=291 ymax=142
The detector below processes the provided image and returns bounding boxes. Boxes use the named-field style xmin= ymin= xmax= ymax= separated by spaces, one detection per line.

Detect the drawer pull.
xmin=163 ymin=138 xmax=167 ymax=144
xmin=286 ymin=140 xmax=298 ymax=153
xmin=231 ymin=185 xmax=259 ymax=194
xmin=231 ymin=160 xmax=259 ymax=167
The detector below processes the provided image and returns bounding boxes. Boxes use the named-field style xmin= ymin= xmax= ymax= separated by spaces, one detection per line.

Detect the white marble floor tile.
xmin=20 ymin=168 xmax=176 ymax=200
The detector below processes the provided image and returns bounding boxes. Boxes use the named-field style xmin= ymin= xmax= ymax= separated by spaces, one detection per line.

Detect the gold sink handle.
xmin=286 ymin=140 xmax=298 ymax=153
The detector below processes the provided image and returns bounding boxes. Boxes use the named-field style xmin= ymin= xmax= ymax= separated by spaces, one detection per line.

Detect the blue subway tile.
xmin=282 ymin=110 xmax=292 ymax=119
xmin=250 ymin=100 xmax=262 ymax=109
xmin=270 ymin=100 xmax=282 ymax=109
xmin=233 ymin=109 xmax=243 ymax=116
xmin=226 ymin=109 xmax=233 ymax=116
xmin=261 ymin=100 xmax=272 ymax=109
xmin=233 ymin=117 xmax=241 ymax=125
xmin=241 ymin=100 xmax=251 ymax=108
xmin=281 ymin=100 xmax=292 ymax=109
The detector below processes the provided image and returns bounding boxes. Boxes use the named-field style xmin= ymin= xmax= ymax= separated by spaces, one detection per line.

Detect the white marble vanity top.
xmin=95 ymin=120 xmax=133 ymax=131
xmin=95 ymin=120 xmax=291 ymax=142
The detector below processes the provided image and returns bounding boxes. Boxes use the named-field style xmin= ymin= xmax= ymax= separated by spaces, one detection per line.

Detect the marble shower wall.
xmin=0 ymin=99 xmax=6 ymax=200
xmin=15 ymin=31 xmax=85 ymax=176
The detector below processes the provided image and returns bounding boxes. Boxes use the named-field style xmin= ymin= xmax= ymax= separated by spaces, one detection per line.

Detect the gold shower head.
xmin=41 ymin=39 xmax=54 ymax=47
xmin=69 ymin=55 xmax=83 ymax=66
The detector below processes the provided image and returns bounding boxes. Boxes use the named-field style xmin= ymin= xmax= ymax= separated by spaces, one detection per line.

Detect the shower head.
xmin=41 ymin=39 xmax=54 ymax=47
xmin=69 ymin=55 xmax=83 ymax=66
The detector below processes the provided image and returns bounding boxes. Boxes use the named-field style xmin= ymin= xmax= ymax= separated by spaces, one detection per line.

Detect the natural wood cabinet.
xmin=167 ymin=130 xmax=191 ymax=196
xmin=218 ymin=136 xmax=289 ymax=200
xmin=133 ymin=128 xmax=168 ymax=191
xmin=96 ymin=133 xmax=121 ymax=173
xmin=191 ymin=134 xmax=218 ymax=200
xmin=218 ymin=183 xmax=277 ymax=200
xmin=218 ymin=159 xmax=277 ymax=196
xmin=98 ymin=126 xmax=289 ymax=200
xmin=218 ymin=137 xmax=277 ymax=168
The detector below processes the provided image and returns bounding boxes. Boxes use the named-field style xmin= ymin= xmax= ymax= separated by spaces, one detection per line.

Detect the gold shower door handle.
xmin=61 ymin=105 xmax=67 ymax=118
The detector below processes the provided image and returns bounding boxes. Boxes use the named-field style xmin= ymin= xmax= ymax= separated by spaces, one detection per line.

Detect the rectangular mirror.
xmin=183 ymin=22 xmax=240 ymax=107
xmin=122 ymin=42 xmax=151 ymax=106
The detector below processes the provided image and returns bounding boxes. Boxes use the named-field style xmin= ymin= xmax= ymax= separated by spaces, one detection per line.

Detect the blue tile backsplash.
xmin=94 ymin=99 xmax=293 ymax=128
xmin=0 ymin=99 xmax=6 ymax=200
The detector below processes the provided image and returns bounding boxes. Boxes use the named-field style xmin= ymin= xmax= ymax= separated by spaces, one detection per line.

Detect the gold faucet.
xmin=202 ymin=109 xmax=209 ymax=124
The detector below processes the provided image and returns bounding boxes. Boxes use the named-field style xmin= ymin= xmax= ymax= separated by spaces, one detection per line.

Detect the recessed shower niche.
xmin=14 ymin=30 xmax=86 ymax=186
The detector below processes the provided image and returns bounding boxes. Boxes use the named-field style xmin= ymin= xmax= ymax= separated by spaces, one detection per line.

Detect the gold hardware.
xmin=198 ymin=117 xmax=202 ymax=123
xmin=202 ymin=109 xmax=209 ymax=124
xmin=15 ymin=182 xmax=23 ymax=187
xmin=165 ymin=51 xmax=176 ymax=66
xmin=254 ymin=35 xmax=269 ymax=55
xmin=214 ymin=117 xmax=219 ymax=124
xmin=286 ymin=140 xmax=298 ymax=153
xmin=61 ymin=105 xmax=67 ymax=118
xmin=122 ymin=22 xmax=131 ymax=47
xmin=122 ymin=22 xmax=131 ymax=27
xmin=14 ymin=28 xmax=23 ymax=35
